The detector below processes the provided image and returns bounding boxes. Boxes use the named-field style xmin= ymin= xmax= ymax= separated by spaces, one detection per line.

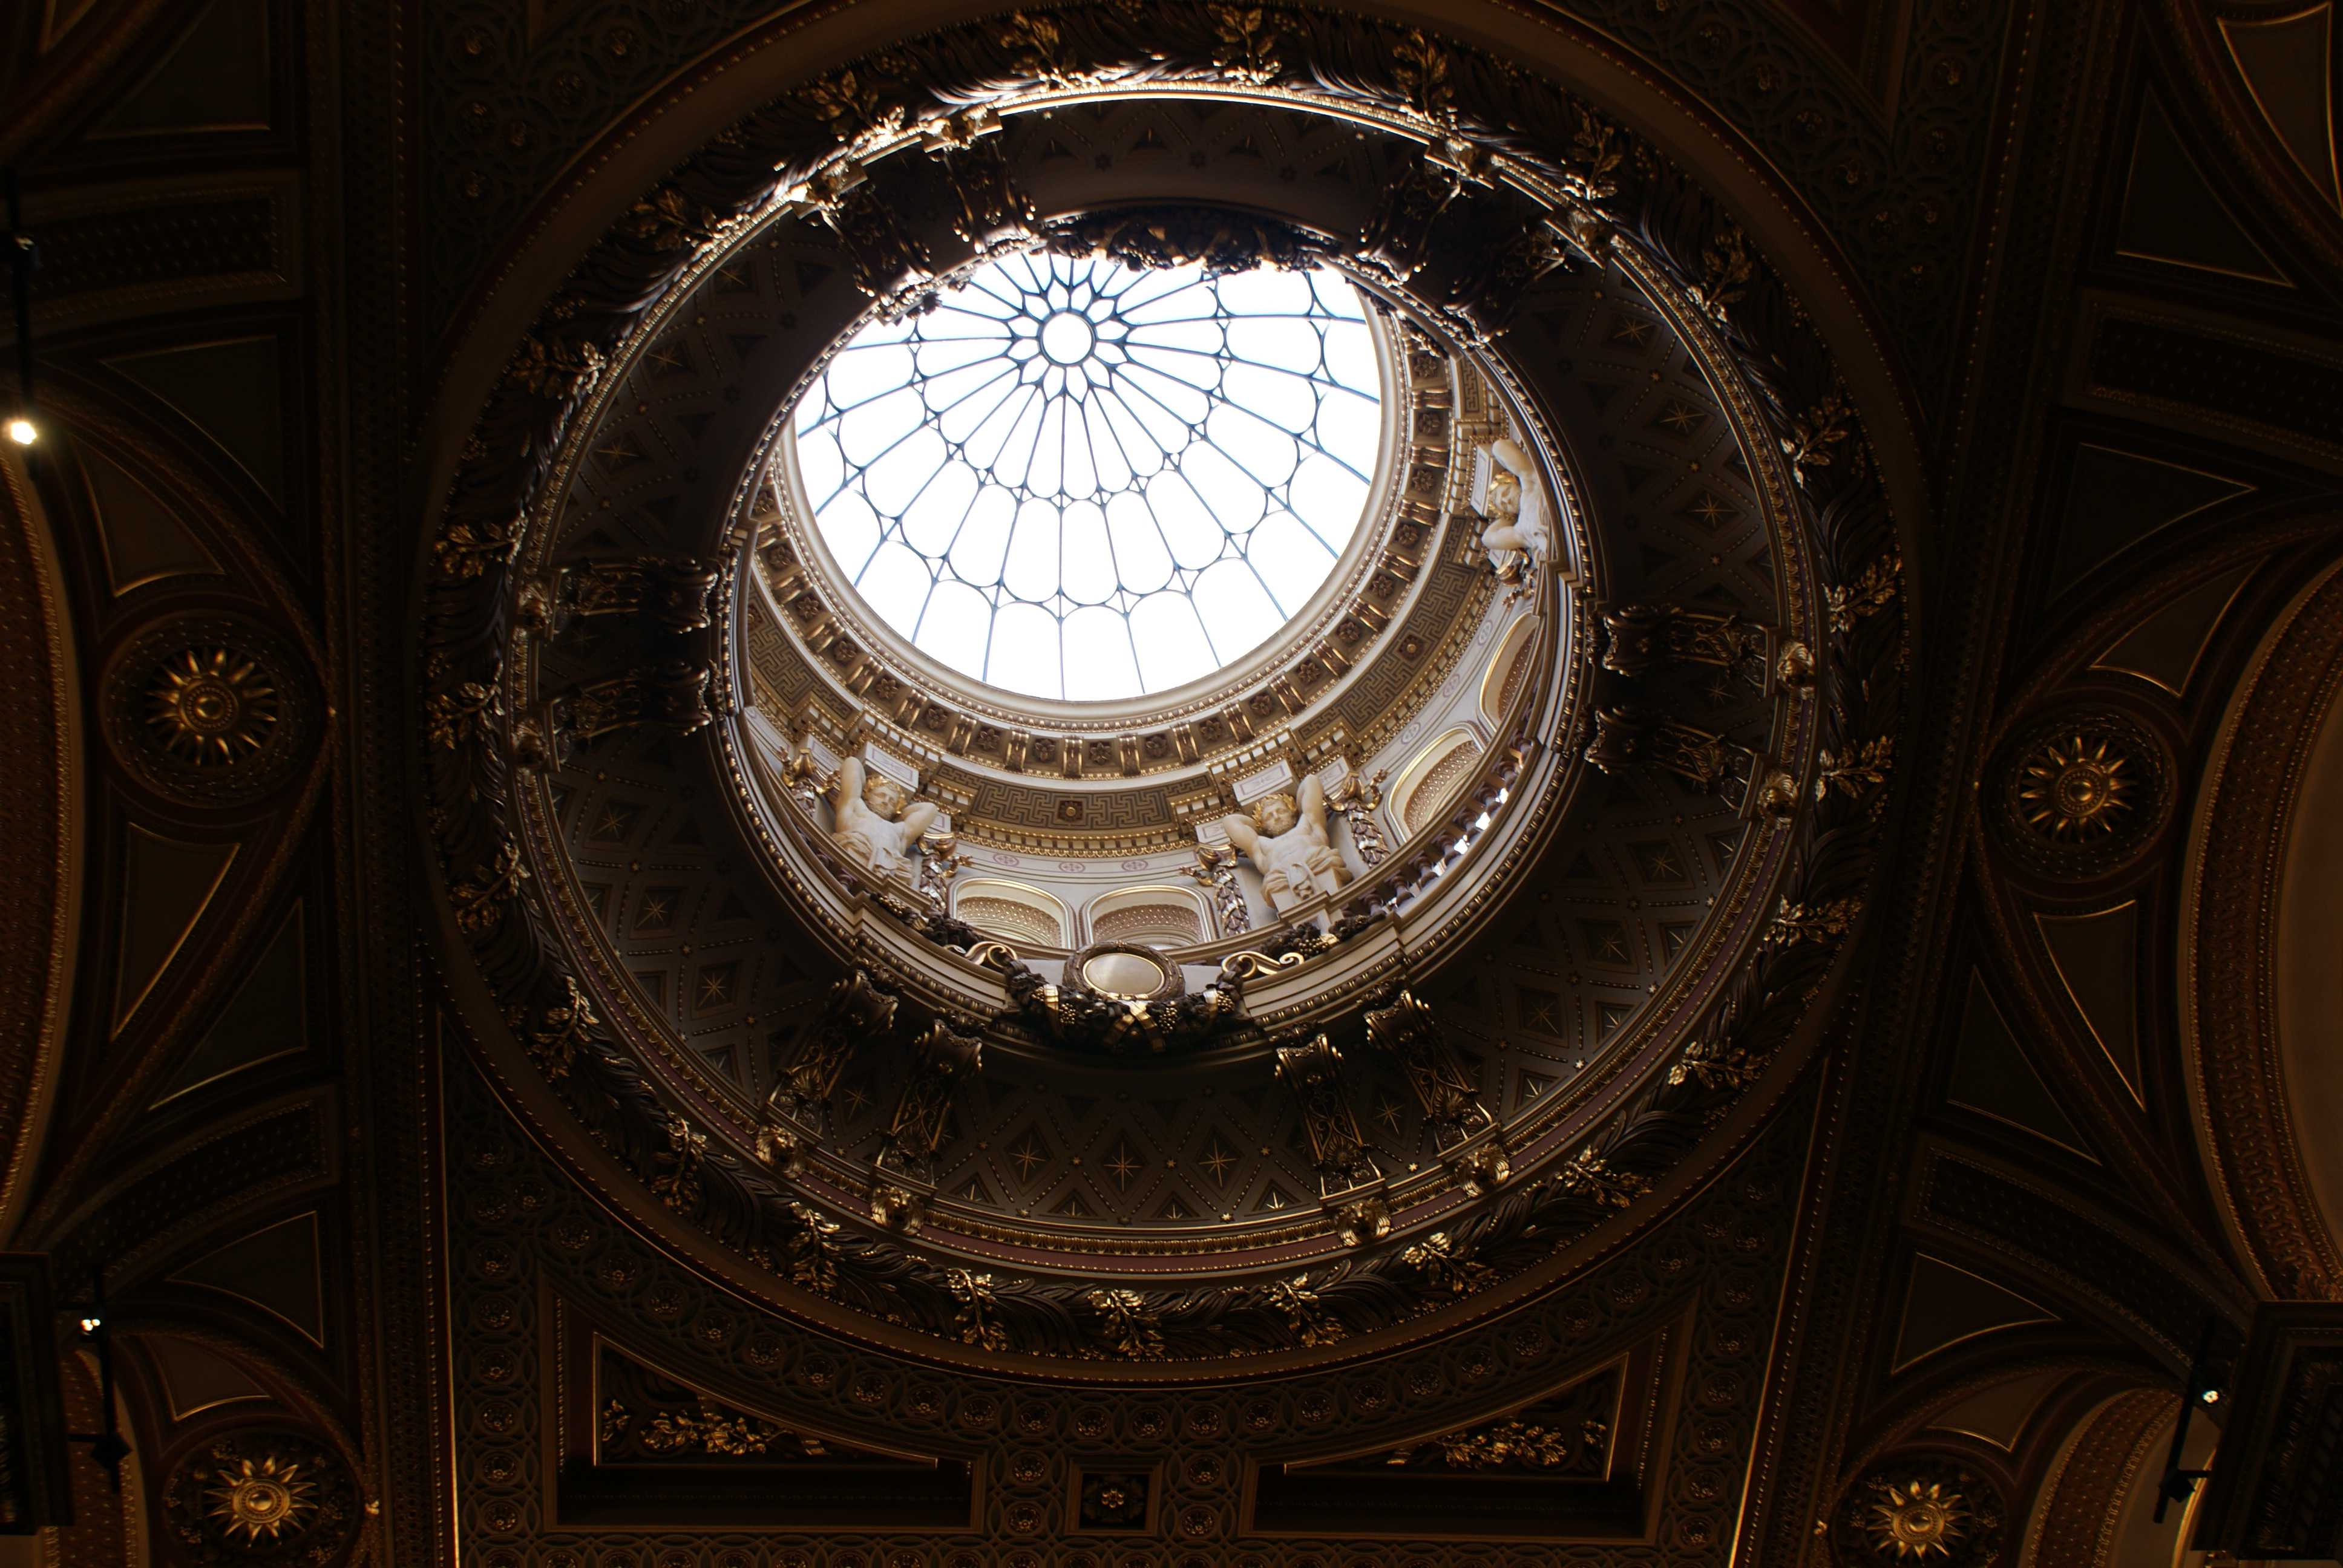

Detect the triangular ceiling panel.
xmin=78 ymin=442 xmax=218 ymax=595
xmin=2051 ymin=443 xmax=2252 ymax=591
xmin=151 ymin=903 xmax=306 ymax=1108
xmin=2116 ymin=96 xmax=2292 ymax=284
xmin=113 ymin=825 xmax=239 ymax=1034
xmin=88 ymin=0 xmax=270 ymax=139
xmin=170 ymin=1212 xmax=325 ymax=1347
xmin=1945 ymin=972 xmax=2095 ymax=1160
xmin=2218 ymin=5 xmax=2342 ymax=211
xmin=2090 ymin=563 xmax=2255 ymax=695
xmin=105 ymin=336 xmax=287 ymax=505
xmin=2033 ymin=904 xmax=2143 ymax=1106
xmin=1891 ymin=1254 xmax=2059 ymax=1372
xmin=146 ymin=1334 xmax=269 ymax=1421
xmin=1924 ymin=1368 xmax=2069 ymax=1449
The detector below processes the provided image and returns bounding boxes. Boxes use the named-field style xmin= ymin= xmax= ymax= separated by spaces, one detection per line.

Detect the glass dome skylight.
xmin=790 ymin=250 xmax=1384 ymax=702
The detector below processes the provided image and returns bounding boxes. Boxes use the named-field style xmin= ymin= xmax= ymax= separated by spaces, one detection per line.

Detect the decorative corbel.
xmin=763 ymin=969 xmax=898 ymax=1142
xmin=1363 ymin=989 xmax=1492 ymax=1146
xmin=1596 ymin=601 xmax=1777 ymax=690
xmin=880 ymin=1022 xmax=983 ymax=1178
xmin=552 ymin=661 xmax=718 ymax=746
xmin=1584 ymin=705 xmax=1733 ymax=791
xmin=808 ymin=165 xmax=937 ymax=318
xmin=1273 ymin=1036 xmax=1380 ymax=1195
xmin=1355 ymin=157 xmax=1470 ymax=284
xmin=557 ymin=555 xmax=721 ymax=636
xmin=925 ymin=109 xmax=1035 ymax=251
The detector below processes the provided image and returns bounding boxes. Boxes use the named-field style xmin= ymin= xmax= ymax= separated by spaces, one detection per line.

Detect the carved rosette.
xmin=1832 ymin=1457 xmax=2006 ymax=1568
xmin=415 ymin=3 xmax=1906 ymax=1367
xmin=102 ymin=614 xmax=313 ymax=806
xmin=1990 ymin=708 xmax=2170 ymax=878
xmin=161 ymin=1429 xmax=359 ymax=1565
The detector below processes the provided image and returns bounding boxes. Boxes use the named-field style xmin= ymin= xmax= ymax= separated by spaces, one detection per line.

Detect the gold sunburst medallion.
xmin=1864 ymin=1478 xmax=1971 ymax=1561
xmin=2017 ymin=732 xmax=2131 ymax=840
xmin=207 ymin=1452 xmax=317 ymax=1543
xmin=146 ymin=647 xmax=280 ymax=766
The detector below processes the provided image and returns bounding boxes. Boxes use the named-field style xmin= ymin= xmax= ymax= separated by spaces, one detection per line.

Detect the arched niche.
xmin=1388 ymin=725 xmax=1487 ymax=840
xmin=1084 ymin=884 xmax=1210 ymax=950
xmin=950 ymin=878 xmax=1070 ymax=952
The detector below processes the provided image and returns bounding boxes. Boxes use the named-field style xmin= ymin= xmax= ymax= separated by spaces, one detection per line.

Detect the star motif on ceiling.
xmin=1199 ymin=1140 xmax=1236 ymax=1183
xmin=1008 ymin=1134 xmax=1049 ymax=1180
xmin=1374 ymin=1096 xmax=1404 ymax=1133
xmin=1610 ymin=316 xmax=1653 ymax=345
xmin=638 ymin=893 xmax=672 ymax=927
xmin=1105 ymin=1144 xmax=1141 ymax=1187
xmin=697 ymin=969 xmax=732 ymax=1006
xmin=1657 ymin=402 xmax=1703 ymax=434
xmin=595 ymin=805 xmax=631 ymax=840
xmin=1686 ymin=492 xmax=1733 ymax=527
xmin=837 ymin=1082 xmax=870 ymax=1117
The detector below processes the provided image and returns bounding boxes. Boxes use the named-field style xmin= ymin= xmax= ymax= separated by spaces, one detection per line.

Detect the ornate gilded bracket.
xmin=1363 ymin=988 xmax=1493 ymax=1146
xmin=557 ymin=555 xmax=721 ymax=637
xmin=1274 ymin=1035 xmax=1381 ymax=1197
xmin=1596 ymin=601 xmax=1811 ymax=695
xmin=761 ymin=969 xmax=899 ymax=1156
xmin=880 ymin=1022 xmax=984 ymax=1180
xmin=551 ymin=661 xmax=719 ymax=748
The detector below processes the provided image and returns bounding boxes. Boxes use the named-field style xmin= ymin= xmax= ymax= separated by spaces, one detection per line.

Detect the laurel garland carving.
xmin=417 ymin=5 xmax=1905 ymax=1361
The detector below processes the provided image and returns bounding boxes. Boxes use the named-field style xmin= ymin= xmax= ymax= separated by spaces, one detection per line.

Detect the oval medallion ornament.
xmin=1079 ymin=947 xmax=1173 ymax=999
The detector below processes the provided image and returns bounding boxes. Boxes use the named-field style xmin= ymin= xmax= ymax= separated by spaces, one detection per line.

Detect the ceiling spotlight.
xmin=5 ymin=416 xmax=35 ymax=446
xmin=77 ymin=1315 xmax=101 ymax=1335
xmin=2200 ymin=1388 xmax=2221 ymax=1405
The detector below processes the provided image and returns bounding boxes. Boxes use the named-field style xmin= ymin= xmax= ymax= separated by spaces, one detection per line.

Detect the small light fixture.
xmin=77 ymin=1314 xmax=100 ymax=1336
xmin=1473 ymin=811 xmax=1492 ymax=830
xmin=4 ymin=416 xmax=33 ymax=446
xmin=2200 ymin=1388 xmax=2221 ymax=1405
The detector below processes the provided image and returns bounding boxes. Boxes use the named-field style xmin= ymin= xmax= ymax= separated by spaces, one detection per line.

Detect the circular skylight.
xmin=790 ymin=250 xmax=1384 ymax=702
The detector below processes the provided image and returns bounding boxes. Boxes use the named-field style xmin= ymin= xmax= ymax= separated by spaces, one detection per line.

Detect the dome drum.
xmin=418 ymin=17 xmax=1904 ymax=1367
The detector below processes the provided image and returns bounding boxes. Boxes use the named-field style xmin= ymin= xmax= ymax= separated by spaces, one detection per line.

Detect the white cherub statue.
xmin=1475 ymin=436 xmax=1554 ymax=580
xmin=829 ymin=757 xmax=938 ymax=882
xmin=1222 ymin=776 xmax=1351 ymax=915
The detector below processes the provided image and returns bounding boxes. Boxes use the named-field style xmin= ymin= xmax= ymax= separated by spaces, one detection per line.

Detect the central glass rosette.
xmin=789 ymin=250 xmax=1384 ymax=702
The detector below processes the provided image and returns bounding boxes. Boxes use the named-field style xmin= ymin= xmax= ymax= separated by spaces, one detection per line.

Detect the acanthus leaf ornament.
xmin=1817 ymin=735 xmax=1895 ymax=801
xmin=1208 ymin=4 xmax=1284 ymax=84
xmin=431 ymin=509 xmax=521 ymax=581
xmin=650 ymin=1116 xmax=707 ymax=1214
xmin=1083 ymin=1287 xmax=1167 ymax=1360
xmin=450 ymin=840 xmax=529 ymax=938
xmin=425 ymin=679 xmax=501 ymax=753
xmin=505 ymin=331 xmax=605 ymax=402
